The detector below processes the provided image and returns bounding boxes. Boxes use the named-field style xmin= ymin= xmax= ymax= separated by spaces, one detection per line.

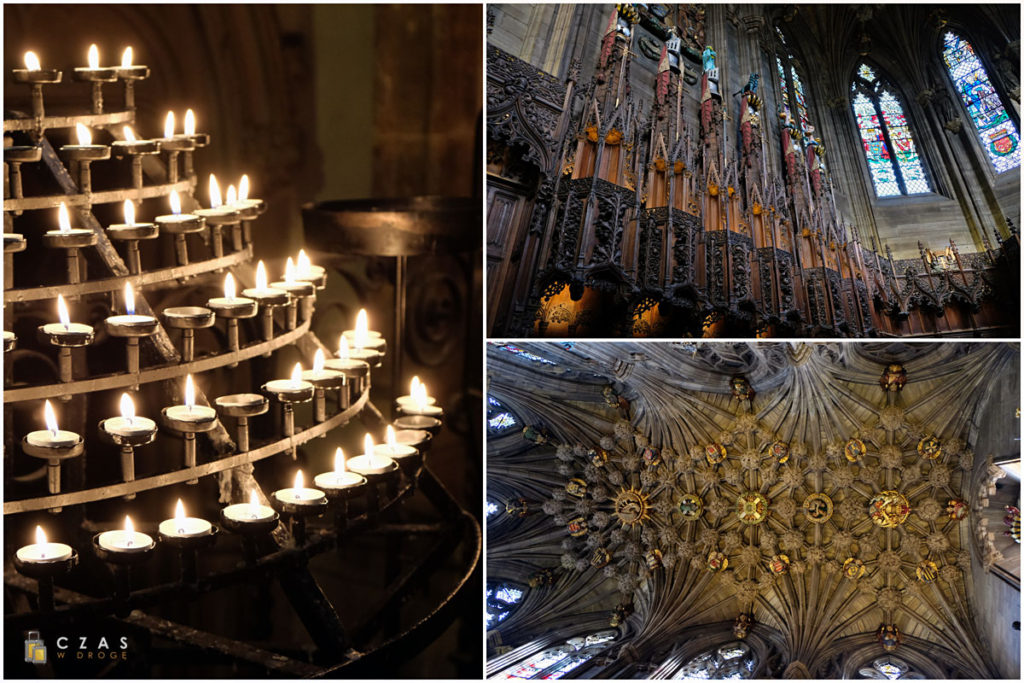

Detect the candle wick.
xmin=125 ymin=537 xmax=134 ymax=548
xmin=40 ymin=549 xmax=46 ymax=560
xmin=177 ymin=526 xmax=185 ymax=535
xmin=50 ymin=427 xmax=58 ymax=438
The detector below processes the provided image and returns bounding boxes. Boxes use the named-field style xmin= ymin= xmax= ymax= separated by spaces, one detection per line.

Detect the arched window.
xmin=672 ymin=641 xmax=757 ymax=679
xmin=856 ymin=656 xmax=926 ymax=680
xmin=941 ymin=31 xmax=1020 ymax=173
xmin=486 ymin=582 xmax=525 ymax=627
xmin=488 ymin=396 xmax=520 ymax=434
xmin=490 ymin=631 xmax=618 ymax=680
xmin=851 ymin=63 xmax=931 ymax=197
xmin=775 ymin=26 xmax=815 ymax=144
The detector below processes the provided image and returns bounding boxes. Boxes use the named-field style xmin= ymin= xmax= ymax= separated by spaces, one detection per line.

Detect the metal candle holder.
xmin=115 ymin=63 xmax=150 ymax=110
xmin=13 ymin=548 xmax=79 ymax=612
xmin=155 ymin=210 xmax=205 ymax=267
xmin=92 ymin=531 xmax=155 ymax=615
xmin=105 ymin=311 xmax=159 ymax=381
xmin=241 ymin=287 xmax=290 ymax=354
xmin=261 ymin=379 xmax=314 ymax=459
xmin=60 ymin=142 xmax=110 ymax=195
xmin=393 ymin=428 xmax=432 ymax=480
xmin=37 ymin=321 xmax=95 ymax=400
xmin=323 ymin=357 xmax=370 ymax=409
xmin=111 ymin=137 xmax=160 ymax=190
xmin=193 ymin=206 xmax=240 ymax=259
xmin=313 ymin=471 xmax=367 ymax=533
xmin=21 ymin=432 xmax=85 ymax=514
xmin=98 ymin=416 xmax=157 ymax=500
xmin=107 ymin=219 xmax=158 ymax=275
xmin=393 ymin=413 xmax=443 ymax=437
xmin=157 ymin=524 xmax=218 ymax=584
xmin=214 ymin=393 xmax=269 ymax=452
xmin=160 ymin=406 xmax=218 ymax=485
xmin=11 ymin=66 xmax=62 ymax=127
xmin=183 ymin=132 xmax=210 ymax=179
xmin=162 ymin=306 xmax=215 ymax=362
xmin=301 ymin=366 xmax=346 ymax=424
xmin=234 ymin=198 xmax=265 ymax=248
xmin=205 ymin=293 xmax=257 ymax=365
xmin=160 ymin=135 xmax=194 ymax=184
xmin=4 ymin=232 xmax=26 ymax=288
xmin=219 ymin=504 xmax=279 ymax=565
xmin=72 ymin=63 xmax=118 ymax=114
xmin=42 ymin=227 xmax=98 ymax=286
xmin=270 ymin=491 xmax=327 ymax=546
xmin=269 ymin=279 xmax=315 ymax=330
xmin=5 ymin=145 xmax=42 ymax=214
xmin=345 ymin=457 xmax=400 ymax=524
xmin=3 ymin=331 xmax=14 ymax=388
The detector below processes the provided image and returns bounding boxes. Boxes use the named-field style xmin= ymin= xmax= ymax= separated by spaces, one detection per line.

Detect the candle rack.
xmin=4 ymin=52 xmax=479 ymax=677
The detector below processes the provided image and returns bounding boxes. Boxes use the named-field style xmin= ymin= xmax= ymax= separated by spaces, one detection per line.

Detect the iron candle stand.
xmin=162 ymin=306 xmax=215 ymax=362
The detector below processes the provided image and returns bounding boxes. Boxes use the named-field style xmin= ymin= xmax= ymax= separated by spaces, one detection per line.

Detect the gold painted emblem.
xmin=613 ymin=488 xmax=650 ymax=527
xmin=803 ymin=493 xmax=834 ymax=524
xmin=869 ymin=491 xmax=911 ymax=528
xmin=844 ymin=438 xmax=866 ymax=462
xmin=917 ymin=436 xmax=941 ymax=460
xmin=705 ymin=443 xmax=727 ymax=465
xmin=736 ymin=491 xmax=770 ymax=525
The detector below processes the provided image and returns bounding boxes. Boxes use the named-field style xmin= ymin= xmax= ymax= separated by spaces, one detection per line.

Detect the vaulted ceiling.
xmin=487 ymin=342 xmax=1020 ymax=678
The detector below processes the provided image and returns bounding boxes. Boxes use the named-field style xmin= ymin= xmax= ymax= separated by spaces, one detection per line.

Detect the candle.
xmin=399 ymin=381 xmax=443 ymax=417
xmin=231 ymin=174 xmax=265 ymax=217
xmin=61 ymin=122 xmax=110 ymax=160
xmin=207 ymin=272 xmax=257 ymax=315
xmin=155 ymin=191 xmax=203 ymax=229
xmin=25 ymin=51 xmax=41 ymax=71
xmin=347 ymin=433 xmax=396 ymax=476
xmin=111 ymin=125 xmax=159 ymax=157
xmin=182 ymin=109 xmax=209 ymax=146
xmin=163 ymin=374 xmax=217 ymax=424
xmin=223 ymin=490 xmax=277 ymax=523
xmin=25 ymin=400 xmax=81 ymax=449
xmin=107 ymin=198 xmax=158 ymax=242
xmin=40 ymin=293 xmax=95 ymax=342
xmin=195 ymin=174 xmax=237 ymax=218
xmin=106 ymin=281 xmax=158 ymax=331
xmin=241 ymin=260 xmax=289 ymax=303
xmin=97 ymin=515 xmax=155 ymax=553
xmin=342 ymin=310 xmax=386 ymax=349
xmin=159 ymin=499 xmax=213 ymax=538
xmin=395 ymin=376 xmax=437 ymax=410
xmin=273 ymin=470 xmax=327 ymax=506
xmin=314 ymin=447 xmax=367 ymax=490
xmin=103 ymin=393 xmax=157 ymax=438
xmin=270 ymin=257 xmax=315 ymax=296
xmin=16 ymin=525 xmax=73 ymax=563
xmin=302 ymin=349 xmax=344 ymax=389
xmin=265 ymin=362 xmax=315 ymax=397
xmin=294 ymin=249 xmax=326 ymax=287
xmin=72 ymin=44 xmax=117 ymax=81
xmin=372 ymin=425 xmax=418 ymax=461
xmin=43 ymin=202 xmax=97 ymax=249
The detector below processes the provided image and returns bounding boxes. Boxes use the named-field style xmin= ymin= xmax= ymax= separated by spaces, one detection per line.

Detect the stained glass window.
xmin=852 ymin=63 xmax=931 ymax=196
xmin=497 ymin=343 xmax=558 ymax=366
xmin=488 ymin=396 xmax=520 ymax=434
xmin=489 ymin=631 xmax=617 ymax=680
xmin=487 ymin=582 xmax=525 ymax=628
xmin=673 ymin=641 xmax=757 ymax=679
xmin=486 ymin=501 xmax=500 ymax=517
xmin=856 ymin=656 xmax=926 ymax=680
xmin=942 ymin=32 xmax=1020 ymax=173
xmin=775 ymin=26 xmax=815 ymax=145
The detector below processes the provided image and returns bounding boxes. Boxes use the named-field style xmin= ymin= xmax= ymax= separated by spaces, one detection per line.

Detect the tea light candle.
xmin=224 ymin=489 xmax=277 ymax=524
xmin=263 ymin=363 xmax=314 ymax=458
xmin=73 ymin=44 xmax=117 ymax=113
xmin=12 ymin=51 xmax=61 ymax=121
xmin=393 ymin=413 xmax=443 ymax=435
xmin=100 ymin=393 xmax=157 ymax=500
xmin=302 ymin=349 xmax=345 ymax=423
xmin=207 ymin=273 xmax=257 ymax=362
xmin=347 ymin=433 xmax=397 ymax=477
xmin=22 ymin=400 xmax=85 ymax=510
xmin=111 ymin=126 xmax=160 ymax=191
xmin=323 ymin=335 xmax=370 ymax=409
xmin=193 ymin=174 xmax=239 ymax=258
xmin=161 ymin=110 xmax=195 ymax=152
xmin=42 ymin=203 xmax=97 ymax=285
xmin=397 ymin=380 xmax=444 ymax=418
xmin=155 ymin=191 xmax=206 ymax=266
xmin=116 ymin=46 xmax=149 ymax=111
xmin=60 ymin=121 xmax=110 ymax=164
xmin=273 ymin=469 xmax=327 ymax=507
xmin=17 ymin=525 xmax=73 ymax=563
xmin=314 ymin=447 xmax=367 ymax=491
xmin=373 ymin=425 xmax=418 ymax=461
xmin=96 ymin=515 xmax=155 ymax=554
xmin=159 ymin=499 xmax=213 ymax=539
xmin=161 ymin=374 xmax=218 ymax=484
xmin=243 ymin=260 xmax=290 ymax=346
xmin=233 ymin=174 xmax=264 ymax=246
xmin=294 ymin=249 xmax=327 ymax=289
xmin=162 ymin=306 xmax=215 ymax=362
xmin=105 ymin=281 xmax=158 ymax=379
xmin=342 ymin=309 xmax=386 ymax=366
xmin=213 ymin=392 xmax=268 ymax=452
xmin=107 ymin=199 xmax=159 ymax=274
xmin=38 ymin=294 xmax=94 ymax=394
xmin=395 ymin=376 xmax=437 ymax=411
xmin=270 ymin=257 xmax=316 ymax=329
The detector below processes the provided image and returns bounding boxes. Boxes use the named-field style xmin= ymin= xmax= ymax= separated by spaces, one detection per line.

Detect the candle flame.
xmin=224 ymin=273 xmax=237 ymax=300
xmin=239 ymin=175 xmax=250 ymax=201
xmin=284 ymin=257 xmax=296 ymax=283
xmin=119 ymin=392 xmax=135 ymax=425
xmin=58 ymin=202 xmax=72 ymax=233
xmin=57 ymin=293 xmax=71 ymax=330
xmin=125 ymin=514 xmax=134 ymax=534
xmin=184 ymin=374 xmax=195 ymax=410
xmin=121 ymin=47 xmax=133 ymax=68
xmin=209 ymin=174 xmax=222 ymax=209
xmin=24 ymin=51 xmax=41 ymax=71
xmin=124 ymin=281 xmax=136 ymax=315
xmin=123 ymin=125 xmax=137 ymax=143
xmin=226 ymin=184 xmax=237 ymax=205
xmin=184 ymin=109 xmax=195 ymax=137
xmin=410 ymin=375 xmax=421 ymax=398
xmin=414 ymin=382 xmax=428 ymax=412
xmin=337 ymin=335 xmax=350 ymax=360
xmin=294 ymin=469 xmax=305 ymax=489
xmin=386 ymin=424 xmax=397 ymax=452
xmin=164 ymin=111 xmax=175 ymax=139
xmin=354 ymin=309 xmax=368 ymax=349
xmin=87 ymin=44 xmax=99 ymax=70
xmin=175 ymin=498 xmax=186 ymax=522
xmin=364 ymin=433 xmax=374 ymax=458
xmin=123 ymin=199 xmax=136 ymax=226
xmin=35 ymin=525 xmax=47 ymax=546
xmin=75 ymin=123 xmax=92 ymax=146
xmin=44 ymin=399 xmax=59 ymax=435
xmin=290 ymin=363 xmax=303 ymax=384
xmin=255 ymin=261 xmax=268 ymax=290
xmin=297 ymin=249 xmax=312 ymax=278
xmin=334 ymin=447 xmax=346 ymax=473
xmin=313 ymin=348 xmax=325 ymax=373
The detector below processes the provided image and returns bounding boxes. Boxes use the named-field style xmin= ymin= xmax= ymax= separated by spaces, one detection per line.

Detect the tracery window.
xmin=672 ymin=641 xmax=757 ymax=679
xmin=491 ymin=631 xmax=617 ymax=680
xmin=941 ymin=31 xmax=1020 ymax=173
xmin=488 ymin=396 xmax=520 ymax=433
xmin=856 ymin=656 xmax=926 ymax=680
xmin=775 ymin=26 xmax=815 ymax=145
xmin=851 ymin=63 xmax=931 ymax=197
xmin=486 ymin=582 xmax=525 ymax=628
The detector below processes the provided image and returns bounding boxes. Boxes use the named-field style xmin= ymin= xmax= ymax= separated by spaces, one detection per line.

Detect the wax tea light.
xmin=398 ymin=381 xmax=443 ymax=418
xmin=224 ymin=489 xmax=277 ymax=524
xmin=323 ymin=336 xmax=370 ymax=408
xmin=107 ymin=199 xmax=158 ymax=274
xmin=273 ymin=470 xmax=326 ymax=508
xmin=73 ymin=44 xmax=117 ymax=82
xmin=264 ymin=362 xmax=314 ymax=402
xmin=270 ymin=256 xmax=315 ymax=329
xmin=194 ymin=174 xmax=239 ymax=258
xmin=43 ymin=203 xmax=98 ymax=286
xmin=106 ymin=281 xmax=158 ymax=333
xmin=158 ymin=499 xmax=213 ymax=539
xmin=315 ymin=447 xmax=367 ymax=491
xmin=161 ymin=375 xmax=218 ymax=483
xmin=96 ymin=515 xmax=155 ymax=554
xmin=243 ymin=261 xmax=289 ymax=345
xmin=373 ymin=425 xmax=418 ymax=462
xmin=102 ymin=392 xmax=157 ymax=439
xmin=294 ymin=249 xmax=326 ymax=289
xmin=303 ymin=349 xmax=345 ymax=423
xmin=347 ymin=433 xmax=397 ymax=477
xmin=155 ymin=191 xmax=205 ymax=266
xmin=161 ymin=111 xmax=195 ymax=151
xmin=17 ymin=525 xmax=73 ymax=564
xmin=13 ymin=50 xmax=62 ymax=84
xmin=395 ymin=376 xmax=437 ymax=411
xmin=342 ymin=309 xmax=385 ymax=365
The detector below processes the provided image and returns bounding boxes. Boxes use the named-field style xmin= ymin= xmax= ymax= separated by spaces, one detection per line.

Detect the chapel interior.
xmin=486 ymin=341 xmax=1020 ymax=679
xmin=486 ymin=4 xmax=1020 ymax=338
xmin=3 ymin=4 xmax=482 ymax=678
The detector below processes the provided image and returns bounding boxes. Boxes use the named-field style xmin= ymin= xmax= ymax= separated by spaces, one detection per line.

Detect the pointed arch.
xmin=774 ymin=24 xmax=817 ymax=145
xmin=941 ymin=30 xmax=1020 ymax=173
xmin=850 ymin=62 xmax=931 ymax=197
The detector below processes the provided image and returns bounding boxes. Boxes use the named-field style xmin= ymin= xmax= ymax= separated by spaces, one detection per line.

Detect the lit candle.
xmin=182 ymin=109 xmax=209 ymax=147
xmin=232 ymin=173 xmax=264 ymax=217
xmin=25 ymin=399 xmax=81 ymax=449
xmin=155 ymin=192 xmax=205 ymax=266
xmin=43 ymin=202 xmax=97 ymax=249
xmin=347 ymin=433 xmax=396 ymax=476
xmin=323 ymin=335 xmax=370 ymax=405
xmin=342 ymin=309 xmax=386 ymax=365
xmin=270 ymin=257 xmax=315 ymax=329
xmin=25 ymin=51 xmax=42 ymax=71
xmin=163 ymin=374 xmax=218 ymax=425
xmin=97 ymin=514 xmax=155 ymax=553
xmin=40 ymin=293 xmax=95 ymax=342
xmin=161 ymin=110 xmax=196 ymax=154
xmin=159 ymin=499 xmax=213 ymax=538
xmin=184 ymin=109 xmax=196 ymax=137
xmin=103 ymin=393 xmax=157 ymax=438
xmin=193 ymin=174 xmax=239 ymax=259
xmin=106 ymin=281 xmax=158 ymax=331
xmin=73 ymin=43 xmax=117 ymax=81
xmin=315 ymin=447 xmax=367 ymax=490
xmin=400 ymin=380 xmax=443 ymax=417
xmin=12 ymin=52 xmax=62 ymax=120
xmin=373 ymin=424 xmax=418 ymax=462
xmin=164 ymin=111 xmax=176 ymax=140
xmin=242 ymin=260 xmax=289 ymax=302
xmin=395 ymin=376 xmax=437 ymax=411
xmin=223 ymin=489 xmax=276 ymax=523
xmin=116 ymin=46 xmax=149 ymax=81
xmin=17 ymin=525 xmax=73 ymax=563
xmin=293 ymin=249 xmax=326 ymax=288
xmin=207 ymin=272 xmax=256 ymax=313
xmin=111 ymin=125 xmax=159 ymax=158
xmin=264 ymin=362 xmax=314 ymax=399
xmin=273 ymin=470 xmax=327 ymax=506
